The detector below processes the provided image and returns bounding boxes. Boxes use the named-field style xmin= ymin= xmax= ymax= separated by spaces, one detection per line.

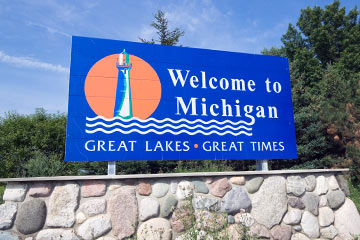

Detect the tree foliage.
xmin=0 ymin=109 xmax=70 ymax=177
xmin=0 ymin=110 xmax=113 ymax=177
xmin=140 ymin=10 xmax=184 ymax=46
xmin=263 ymin=1 xmax=360 ymax=177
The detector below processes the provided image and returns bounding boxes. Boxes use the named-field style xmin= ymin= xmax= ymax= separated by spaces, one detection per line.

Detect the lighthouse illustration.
xmin=113 ymin=49 xmax=133 ymax=118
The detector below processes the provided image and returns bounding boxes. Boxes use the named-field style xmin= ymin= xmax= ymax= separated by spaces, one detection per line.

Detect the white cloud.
xmin=26 ymin=21 xmax=71 ymax=38
xmin=0 ymin=51 xmax=69 ymax=74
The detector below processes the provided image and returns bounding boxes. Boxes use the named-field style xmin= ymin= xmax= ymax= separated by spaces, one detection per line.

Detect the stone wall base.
xmin=0 ymin=170 xmax=359 ymax=240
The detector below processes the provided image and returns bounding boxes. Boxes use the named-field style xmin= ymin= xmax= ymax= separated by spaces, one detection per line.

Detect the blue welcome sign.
xmin=65 ymin=36 xmax=297 ymax=161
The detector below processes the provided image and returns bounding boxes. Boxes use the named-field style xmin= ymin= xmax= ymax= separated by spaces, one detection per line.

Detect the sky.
xmin=0 ymin=0 xmax=358 ymax=116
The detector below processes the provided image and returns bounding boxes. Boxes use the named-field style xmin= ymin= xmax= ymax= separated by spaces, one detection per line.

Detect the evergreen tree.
xmin=140 ymin=10 xmax=184 ymax=46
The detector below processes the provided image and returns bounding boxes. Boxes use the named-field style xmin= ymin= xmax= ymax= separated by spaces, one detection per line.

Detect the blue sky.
xmin=0 ymin=0 xmax=358 ymax=116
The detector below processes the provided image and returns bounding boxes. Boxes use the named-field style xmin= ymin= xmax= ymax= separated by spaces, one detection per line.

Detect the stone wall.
xmin=0 ymin=171 xmax=359 ymax=240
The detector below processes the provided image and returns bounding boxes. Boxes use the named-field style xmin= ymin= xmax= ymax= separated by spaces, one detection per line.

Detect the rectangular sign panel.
xmin=65 ymin=36 xmax=297 ymax=161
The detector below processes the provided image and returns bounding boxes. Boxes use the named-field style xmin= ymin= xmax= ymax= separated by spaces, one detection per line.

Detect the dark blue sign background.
xmin=65 ymin=36 xmax=297 ymax=161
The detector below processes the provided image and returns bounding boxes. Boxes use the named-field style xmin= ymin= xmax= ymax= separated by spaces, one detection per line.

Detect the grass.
xmin=348 ymin=179 xmax=360 ymax=213
xmin=0 ymin=183 xmax=5 ymax=204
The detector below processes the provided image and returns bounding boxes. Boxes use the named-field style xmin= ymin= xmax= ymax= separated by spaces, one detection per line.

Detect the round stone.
xmin=160 ymin=195 xmax=178 ymax=218
xmin=192 ymin=194 xmax=219 ymax=211
xmin=318 ymin=207 xmax=334 ymax=227
xmin=76 ymin=215 xmax=112 ymax=240
xmin=229 ymin=176 xmax=245 ymax=185
xmin=80 ymin=198 xmax=106 ymax=217
xmin=81 ymin=180 xmax=106 ymax=197
xmin=192 ymin=180 xmax=208 ymax=194
xmin=0 ymin=202 xmax=17 ymax=230
xmin=220 ymin=186 xmax=251 ymax=214
xmin=137 ymin=218 xmax=171 ymax=240
xmin=328 ymin=175 xmax=339 ymax=190
xmin=28 ymin=182 xmax=52 ymax=197
xmin=176 ymin=181 xmax=194 ymax=200
xmin=283 ymin=208 xmax=302 ymax=225
xmin=315 ymin=176 xmax=328 ymax=195
xmin=151 ymin=181 xmax=169 ymax=198
xmin=304 ymin=175 xmax=316 ymax=192
xmin=301 ymin=192 xmax=319 ymax=215
xmin=270 ymin=225 xmax=292 ymax=240
xmin=286 ymin=176 xmax=306 ymax=197
xmin=3 ymin=182 xmax=27 ymax=202
xmin=327 ymin=190 xmax=345 ymax=209
xmin=15 ymin=199 xmax=46 ymax=234
xmin=300 ymin=211 xmax=320 ymax=238
xmin=246 ymin=177 xmax=264 ymax=194
xmin=288 ymin=197 xmax=305 ymax=209
xmin=210 ymin=178 xmax=231 ymax=197
xmin=136 ymin=181 xmax=152 ymax=196
xmin=46 ymin=183 xmax=79 ymax=228
xmin=139 ymin=197 xmax=160 ymax=221
xmin=320 ymin=225 xmax=338 ymax=239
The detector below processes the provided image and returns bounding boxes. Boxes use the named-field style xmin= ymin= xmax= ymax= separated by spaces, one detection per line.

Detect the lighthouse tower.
xmin=113 ymin=49 xmax=133 ymax=119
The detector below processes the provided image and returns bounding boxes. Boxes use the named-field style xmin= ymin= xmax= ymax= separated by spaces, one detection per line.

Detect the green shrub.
xmin=175 ymin=160 xmax=234 ymax=173
xmin=349 ymin=179 xmax=360 ymax=213
xmin=0 ymin=109 xmax=67 ymax=178
xmin=347 ymin=145 xmax=360 ymax=183
xmin=0 ymin=184 xmax=5 ymax=204
xmin=24 ymin=151 xmax=67 ymax=177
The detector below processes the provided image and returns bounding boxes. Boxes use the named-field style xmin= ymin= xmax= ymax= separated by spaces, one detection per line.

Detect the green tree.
xmin=0 ymin=109 xmax=73 ymax=178
xmin=140 ymin=10 xmax=184 ymax=45
xmin=263 ymin=1 xmax=360 ymax=172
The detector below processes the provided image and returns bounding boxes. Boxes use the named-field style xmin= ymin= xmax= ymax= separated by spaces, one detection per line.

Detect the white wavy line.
xmin=86 ymin=122 xmax=252 ymax=131
xmin=85 ymin=128 xmax=252 ymax=136
xmin=86 ymin=116 xmax=255 ymax=126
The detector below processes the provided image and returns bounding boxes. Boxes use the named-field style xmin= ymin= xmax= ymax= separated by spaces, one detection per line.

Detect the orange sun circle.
xmin=84 ymin=54 xmax=161 ymax=119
